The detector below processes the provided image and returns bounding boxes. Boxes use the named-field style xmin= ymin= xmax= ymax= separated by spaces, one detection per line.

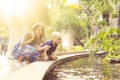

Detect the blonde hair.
xmin=32 ymin=23 xmax=46 ymax=45
xmin=52 ymin=31 xmax=61 ymax=38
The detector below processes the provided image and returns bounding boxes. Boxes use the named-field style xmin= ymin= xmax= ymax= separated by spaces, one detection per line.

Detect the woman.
xmin=12 ymin=23 xmax=48 ymax=68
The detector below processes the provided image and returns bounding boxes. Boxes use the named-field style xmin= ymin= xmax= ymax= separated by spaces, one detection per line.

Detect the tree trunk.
xmin=4 ymin=16 xmax=30 ymax=58
xmin=78 ymin=0 xmax=91 ymax=15
xmin=117 ymin=2 xmax=120 ymax=27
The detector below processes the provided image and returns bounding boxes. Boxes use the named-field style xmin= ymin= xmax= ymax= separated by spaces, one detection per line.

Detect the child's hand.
xmin=44 ymin=45 xmax=50 ymax=51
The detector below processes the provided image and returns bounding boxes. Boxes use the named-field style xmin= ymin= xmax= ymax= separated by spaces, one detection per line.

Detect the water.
xmin=44 ymin=55 xmax=120 ymax=80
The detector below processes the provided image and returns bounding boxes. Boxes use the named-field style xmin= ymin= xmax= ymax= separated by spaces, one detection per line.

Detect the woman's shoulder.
xmin=23 ymin=32 xmax=32 ymax=39
xmin=25 ymin=32 xmax=32 ymax=36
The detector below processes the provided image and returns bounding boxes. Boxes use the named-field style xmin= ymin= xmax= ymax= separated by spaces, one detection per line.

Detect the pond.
xmin=44 ymin=54 xmax=120 ymax=80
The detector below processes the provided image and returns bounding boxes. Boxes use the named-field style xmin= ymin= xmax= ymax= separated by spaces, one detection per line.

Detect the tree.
xmin=51 ymin=8 xmax=87 ymax=46
xmin=78 ymin=0 xmax=119 ymax=37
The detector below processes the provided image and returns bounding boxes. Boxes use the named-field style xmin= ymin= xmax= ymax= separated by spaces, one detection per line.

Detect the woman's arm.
xmin=36 ymin=44 xmax=45 ymax=52
xmin=20 ymin=33 xmax=35 ymax=48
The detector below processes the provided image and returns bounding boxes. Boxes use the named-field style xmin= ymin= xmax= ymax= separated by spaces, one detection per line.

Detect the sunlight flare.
xmin=0 ymin=0 xmax=30 ymax=16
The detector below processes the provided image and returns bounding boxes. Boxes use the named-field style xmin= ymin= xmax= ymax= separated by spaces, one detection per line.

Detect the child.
xmin=39 ymin=31 xmax=61 ymax=61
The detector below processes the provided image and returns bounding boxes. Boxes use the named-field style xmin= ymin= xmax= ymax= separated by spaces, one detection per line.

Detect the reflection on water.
xmin=44 ymin=55 xmax=120 ymax=80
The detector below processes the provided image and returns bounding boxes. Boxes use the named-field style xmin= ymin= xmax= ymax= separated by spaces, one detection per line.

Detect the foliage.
xmin=85 ymin=27 xmax=120 ymax=78
xmin=86 ymin=27 xmax=120 ymax=59
xmin=51 ymin=8 xmax=87 ymax=44
xmin=78 ymin=0 xmax=119 ymax=36
xmin=67 ymin=4 xmax=81 ymax=10
xmin=58 ymin=46 xmax=84 ymax=53
xmin=111 ymin=10 xmax=118 ymax=18
xmin=80 ymin=0 xmax=118 ymax=14
xmin=70 ymin=46 xmax=84 ymax=52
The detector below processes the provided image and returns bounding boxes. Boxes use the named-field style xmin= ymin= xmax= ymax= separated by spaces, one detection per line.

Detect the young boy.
xmin=41 ymin=31 xmax=61 ymax=61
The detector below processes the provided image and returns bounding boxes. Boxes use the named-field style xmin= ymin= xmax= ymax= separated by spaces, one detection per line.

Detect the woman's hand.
xmin=20 ymin=33 xmax=35 ymax=48
xmin=31 ymin=33 xmax=36 ymax=40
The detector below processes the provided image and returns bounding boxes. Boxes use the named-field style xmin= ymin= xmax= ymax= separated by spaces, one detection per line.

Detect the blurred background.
xmin=0 ymin=0 xmax=119 ymax=80
xmin=0 ymin=0 xmax=119 ymax=55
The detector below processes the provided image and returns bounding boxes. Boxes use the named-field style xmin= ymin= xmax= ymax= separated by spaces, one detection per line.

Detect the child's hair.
xmin=52 ymin=31 xmax=61 ymax=38
xmin=32 ymin=23 xmax=46 ymax=44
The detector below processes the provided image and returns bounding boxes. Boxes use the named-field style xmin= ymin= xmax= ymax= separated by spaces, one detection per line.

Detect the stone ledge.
xmin=6 ymin=52 xmax=89 ymax=80
xmin=6 ymin=51 xmax=106 ymax=80
xmin=108 ymin=58 xmax=120 ymax=63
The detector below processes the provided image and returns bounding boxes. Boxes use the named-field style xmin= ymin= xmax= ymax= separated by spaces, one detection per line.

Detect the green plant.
xmin=86 ymin=27 xmax=120 ymax=59
xmin=85 ymin=27 xmax=120 ymax=78
xmin=112 ymin=10 xmax=118 ymax=18
xmin=51 ymin=8 xmax=87 ymax=45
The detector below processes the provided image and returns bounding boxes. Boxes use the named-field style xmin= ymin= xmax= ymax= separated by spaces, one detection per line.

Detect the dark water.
xmin=44 ymin=55 xmax=120 ymax=80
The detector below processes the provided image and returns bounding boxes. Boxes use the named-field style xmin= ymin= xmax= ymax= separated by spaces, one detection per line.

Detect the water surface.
xmin=44 ymin=55 xmax=120 ymax=80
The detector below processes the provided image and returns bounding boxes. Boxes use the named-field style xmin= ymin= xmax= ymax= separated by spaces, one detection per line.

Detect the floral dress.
xmin=12 ymin=40 xmax=40 ymax=62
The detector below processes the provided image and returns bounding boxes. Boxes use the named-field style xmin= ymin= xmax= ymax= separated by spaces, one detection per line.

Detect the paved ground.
xmin=0 ymin=56 xmax=17 ymax=80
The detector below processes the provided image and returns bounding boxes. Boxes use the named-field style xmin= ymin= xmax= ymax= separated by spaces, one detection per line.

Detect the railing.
xmin=0 ymin=36 xmax=8 ymax=55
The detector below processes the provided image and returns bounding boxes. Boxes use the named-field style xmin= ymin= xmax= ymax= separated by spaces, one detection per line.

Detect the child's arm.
xmin=36 ymin=44 xmax=50 ymax=52
xmin=37 ymin=41 xmax=51 ymax=52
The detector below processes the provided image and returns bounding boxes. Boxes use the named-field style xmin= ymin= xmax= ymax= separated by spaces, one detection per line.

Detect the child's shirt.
xmin=44 ymin=40 xmax=57 ymax=54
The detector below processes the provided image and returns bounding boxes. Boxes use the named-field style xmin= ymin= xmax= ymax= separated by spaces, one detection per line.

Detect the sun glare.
xmin=66 ymin=0 xmax=78 ymax=5
xmin=0 ymin=0 xmax=29 ymax=16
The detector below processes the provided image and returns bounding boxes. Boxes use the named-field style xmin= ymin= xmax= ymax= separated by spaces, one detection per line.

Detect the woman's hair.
xmin=32 ymin=23 xmax=46 ymax=45
xmin=32 ymin=23 xmax=44 ymax=31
